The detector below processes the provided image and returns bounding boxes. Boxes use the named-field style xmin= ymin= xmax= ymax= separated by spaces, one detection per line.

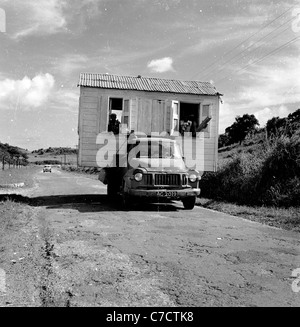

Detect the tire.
xmin=121 ymin=194 xmax=132 ymax=210
xmin=106 ymin=169 xmax=122 ymax=198
xmin=182 ymin=196 xmax=196 ymax=210
xmin=120 ymin=180 xmax=133 ymax=210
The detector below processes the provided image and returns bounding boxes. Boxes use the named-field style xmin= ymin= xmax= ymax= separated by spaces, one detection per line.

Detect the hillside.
xmin=28 ymin=147 xmax=78 ymax=165
xmin=0 ymin=142 xmax=29 ymax=165
xmin=31 ymin=147 xmax=78 ymax=156
xmin=200 ymin=108 xmax=300 ymax=207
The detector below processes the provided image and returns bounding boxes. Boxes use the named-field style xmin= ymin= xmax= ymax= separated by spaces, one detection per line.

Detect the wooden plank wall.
xmin=78 ymin=87 xmax=220 ymax=171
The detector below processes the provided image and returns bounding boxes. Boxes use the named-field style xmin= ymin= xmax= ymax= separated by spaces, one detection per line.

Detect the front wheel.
xmin=182 ymin=196 xmax=196 ymax=210
xmin=121 ymin=193 xmax=133 ymax=210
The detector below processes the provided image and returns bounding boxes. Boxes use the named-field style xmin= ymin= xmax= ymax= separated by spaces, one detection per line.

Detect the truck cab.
xmin=100 ymin=135 xmax=201 ymax=209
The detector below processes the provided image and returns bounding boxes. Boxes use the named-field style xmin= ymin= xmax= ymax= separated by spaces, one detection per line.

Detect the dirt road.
xmin=0 ymin=168 xmax=299 ymax=307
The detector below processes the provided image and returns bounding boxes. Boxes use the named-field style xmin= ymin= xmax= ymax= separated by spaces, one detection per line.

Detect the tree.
xmin=287 ymin=108 xmax=300 ymax=135
xmin=225 ymin=114 xmax=259 ymax=145
xmin=218 ymin=133 xmax=230 ymax=148
xmin=266 ymin=116 xmax=287 ymax=137
xmin=266 ymin=109 xmax=300 ymax=138
xmin=21 ymin=153 xmax=29 ymax=160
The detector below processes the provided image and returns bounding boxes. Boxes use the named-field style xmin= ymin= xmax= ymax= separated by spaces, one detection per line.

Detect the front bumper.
xmin=127 ymin=188 xmax=200 ymax=199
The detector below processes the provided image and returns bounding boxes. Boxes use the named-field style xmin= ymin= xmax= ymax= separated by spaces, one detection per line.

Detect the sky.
xmin=0 ymin=0 xmax=299 ymax=150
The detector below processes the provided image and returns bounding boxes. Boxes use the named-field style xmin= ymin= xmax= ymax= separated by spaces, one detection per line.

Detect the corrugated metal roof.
xmin=78 ymin=73 xmax=220 ymax=96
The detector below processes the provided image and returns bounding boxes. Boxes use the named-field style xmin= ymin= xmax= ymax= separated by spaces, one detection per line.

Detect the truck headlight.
xmin=134 ymin=172 xmax=143 ymax=182
xmin=189 ymin=174 xmax=197 ymax=182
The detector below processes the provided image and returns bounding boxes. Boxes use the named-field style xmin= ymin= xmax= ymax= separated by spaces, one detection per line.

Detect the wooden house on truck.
xmin=77 ymin=73 xmax=222 ymax=172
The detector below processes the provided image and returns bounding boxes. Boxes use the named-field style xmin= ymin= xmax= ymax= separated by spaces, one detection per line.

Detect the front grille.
xmin=143 ymin=174 xmax=153 ymax=185
xmin=154 ymin=174 xmax=180 ymax=186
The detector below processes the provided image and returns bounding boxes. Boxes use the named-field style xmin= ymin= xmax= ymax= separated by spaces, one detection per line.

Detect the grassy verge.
xmin=196 ymin=198 xmax=300 ymax=232
xmin=0 ymin=200 xmax=24 ymax=232
xmin=201 ymin=133 xmax=300 ymax=207
xmin=61 ymin=165 xmax=99 ymax=180
xmin=0 ymin=166 xmax=40 ymax=188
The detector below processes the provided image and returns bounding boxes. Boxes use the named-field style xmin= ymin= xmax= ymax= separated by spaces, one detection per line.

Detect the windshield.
xmin=131 ymin=139 xmax=183 ymax=159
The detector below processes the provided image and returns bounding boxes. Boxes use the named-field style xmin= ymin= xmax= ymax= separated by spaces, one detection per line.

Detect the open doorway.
xmin=108 ymin=98 xmax=123 ymax=134
xmin=109 ymin=98 xmax=123 ymax=122
xmin=179 ymin=102 xmax=200 ymax=136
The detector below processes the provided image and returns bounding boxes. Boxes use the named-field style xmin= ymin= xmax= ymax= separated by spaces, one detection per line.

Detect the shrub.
xmin=200 ymin=133 xmax=300 ymax=207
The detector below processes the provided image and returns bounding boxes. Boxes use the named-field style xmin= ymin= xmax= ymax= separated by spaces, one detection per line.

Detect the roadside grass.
xmin=61 ymin=165 xmax=100 ymax=180
xmin=0 ymin=200 xmax=24 ymax=233
xmin=0 ymin=166 xmax=40 ymax=188
xmin=196 ymin=198 xmax=300 ymax=232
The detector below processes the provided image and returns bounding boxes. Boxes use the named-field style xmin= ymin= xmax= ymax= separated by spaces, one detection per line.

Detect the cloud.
xmin=254 ymin=105 xmax=290 ymax=127
xmin=0 ymin=73 xmax=55 ymax=111
xmin=66 ymin=0 xmax=104 ymax=33
xmin=53 ymin=54 xmax=89 ymax=76
xmin=237 ymin=54 xmax=300 ymax=109
xmin=6 ymin=0 xmax=104 ymax=38
xmin=50 ymin=88 xmax=79 ymax=113
xmin=219 ymin=102 xmax=238 ymax=133
xmin=11 ymin=0 xmax=67 ymax=38
xmin=218 ymin=43 xmax=300 ymax=133
xmin=147 ymin=57 xmax=175 ymax=73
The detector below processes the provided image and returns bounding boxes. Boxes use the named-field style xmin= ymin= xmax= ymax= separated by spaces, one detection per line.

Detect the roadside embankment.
xmin=0 ymin=166 xmax=40 ymax=192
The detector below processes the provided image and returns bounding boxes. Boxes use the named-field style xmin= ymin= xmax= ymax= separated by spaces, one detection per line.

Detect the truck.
xmin=77 ymin=73 xmax=222 ymax=209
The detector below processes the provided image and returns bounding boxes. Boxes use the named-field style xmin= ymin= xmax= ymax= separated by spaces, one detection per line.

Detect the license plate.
xmin=156 ymin=191 xmax=177 ymax=197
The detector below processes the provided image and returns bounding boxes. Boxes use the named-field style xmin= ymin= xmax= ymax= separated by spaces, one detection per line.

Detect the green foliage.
xmin=225 ymin=114 xmax=259 ymax=145
xmin=0 ymin=142 xmax=28 ymax=164
xmin=218 ymin=133 xmax=231 ymax=148
xmin=202 ymin=108 xmax=300 ymax=207
xmin=266 ymin=116 xmax=287 ymax=136
xmin=62 ymin=165 xmax=100 ymax=174
xmin=266 ymin=108 xmax=300 ymax=137
xmin=32 ymin=147 xmax=78 ymax=155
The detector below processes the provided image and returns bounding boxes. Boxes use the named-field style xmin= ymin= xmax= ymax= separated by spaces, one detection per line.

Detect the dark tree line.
xmin=219 ymin=114 xmax=259 ymax=147
xmin=218 ymin=108 xmax=300 ymax=148
xmin=32 ymin=147 xmax=78 ymax=155
xmin=0 ymin=142 xmax=29 ymax=169
xmin=266 ymin=109 xmax=300 ymax=137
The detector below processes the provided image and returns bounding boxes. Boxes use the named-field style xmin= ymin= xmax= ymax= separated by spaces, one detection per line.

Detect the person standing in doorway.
xmin=108 ymin=113 xmax=121 ymax=134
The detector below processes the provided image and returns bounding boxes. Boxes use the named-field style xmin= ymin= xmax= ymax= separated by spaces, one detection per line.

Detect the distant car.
xmin=43 ymin=165 xmax=52 ymax=173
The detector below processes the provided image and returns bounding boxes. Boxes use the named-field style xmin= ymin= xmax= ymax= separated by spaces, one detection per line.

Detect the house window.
xmin=108 ymin=98 xmax=123 ymax=134
xmin=109 ymin=98 xmax=123 ymax=122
